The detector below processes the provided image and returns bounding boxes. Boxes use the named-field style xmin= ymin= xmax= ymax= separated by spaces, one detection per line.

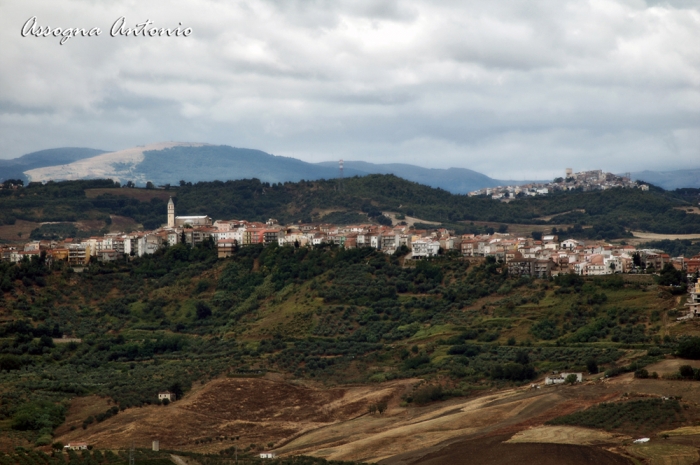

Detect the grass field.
xmin=0 ymin=219 xmax=40 ymax=243
xmin=625 ymin=442 xmax=698 ymax=465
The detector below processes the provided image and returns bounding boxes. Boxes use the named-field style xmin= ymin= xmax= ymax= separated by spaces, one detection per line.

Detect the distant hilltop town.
xmin=469 ymin=169 xmax=649 ymax=200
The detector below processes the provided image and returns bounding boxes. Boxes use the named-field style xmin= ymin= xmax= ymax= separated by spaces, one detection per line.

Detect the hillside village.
xmin=469 ymin=169 xmax=648 ymax=200
xmin=2 ymin=197 xmax=699 ymax=284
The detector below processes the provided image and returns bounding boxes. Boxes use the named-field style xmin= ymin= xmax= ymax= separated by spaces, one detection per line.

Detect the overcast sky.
xmin=2 ymin=0 xmax=700 ymax=179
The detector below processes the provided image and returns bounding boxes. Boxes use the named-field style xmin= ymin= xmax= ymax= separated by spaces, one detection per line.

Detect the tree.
xmin=632 ymin=252 xmax=642 ymax=268
xmin=195 ymin=301 xmax=212 ymax=319
xmin=565 ymin=374 xmax=578 ymax=384
xmin=146 ymin=181 xmax=155 ymax=189
xmin=658 ymin=263 xmax=684 ymax=286
xmin=679 ymin=364 xmax=695 ymax=378
xmin=586 ymin=358 xmax=598 ymax=374
xmin=376 ymin=401 xmax=387 ymax=415
xmin=169 ymin=382 xmax=184 ymax=399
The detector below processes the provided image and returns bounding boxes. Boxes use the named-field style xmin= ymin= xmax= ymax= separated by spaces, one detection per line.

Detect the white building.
xmin=158 ymin=391 xmax=176 ymax=402
xmin=545 ymin=372 xmax=583 ymax=385
xmin=411 ymin=239 xmax=441 ymax=258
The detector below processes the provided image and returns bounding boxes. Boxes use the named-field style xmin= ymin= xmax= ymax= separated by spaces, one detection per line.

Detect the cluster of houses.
xmin=469 ymin=169 xmax=648 ymax=200
xmin=2 ymin=197 xmax=700 ymax=282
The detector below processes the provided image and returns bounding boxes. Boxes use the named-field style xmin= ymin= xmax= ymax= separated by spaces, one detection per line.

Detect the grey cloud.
xmin=1 ymin=0 xmax=700 ymax=180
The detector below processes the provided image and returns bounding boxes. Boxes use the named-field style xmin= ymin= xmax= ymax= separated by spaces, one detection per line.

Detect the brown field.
xmin=276 ymin=383 xmax=619 ymax=463
xmin=85 ymin=188 xmax=174 ymax=202
xmin=0 ymin=219 xmax=40 ymax=242
xmin=55 ymin=377 xmax=416 ymax=453
xmin=642 ymin=358 xmax=700 ymax=376
xmin=109 ymin=215 xmax=141 ymax=233
xmin=630 ymin=231 xmax=700 ymax=241
xmin=381 ymin=433 xmax=632 ymax=465
xmin=52 ymin=363 xmax=700 ymax=463
xmin=625 ymin=442 xmax=698 ymax=465
xmin=675 ymin=207 xmax=700 ymax=216
xmin=534 ymin=209 xmax=586 ymax=222
xmin=383 ymin=212 xmax=440 ymax=227
xmin=506 ymin=425 xmax=627 ymax=445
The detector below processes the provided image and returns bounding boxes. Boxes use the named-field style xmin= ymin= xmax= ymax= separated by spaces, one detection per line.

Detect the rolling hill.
xmin=0 ymin=147 xmax=107 ymax=183
xmin=630 ymin=168 xmax=700 ymax=191
xmin=16 ymin=143 xmax=505 ymax=193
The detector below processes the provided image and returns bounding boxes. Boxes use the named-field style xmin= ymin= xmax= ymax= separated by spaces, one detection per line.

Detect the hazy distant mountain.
xmin=315 ymin=160 xmax=504 ymax=193
xmin=22 ymin=143 xmax=697 ymax=194
xmin=630 ymin=169 xmax=700 ymax=190
xmin=21 ymin=143 xmax=512 ymax=193
xmin=0 ymin=147 xmax=107 ymax=182
xmin=23 ymin=143 xmax=368 ymax=187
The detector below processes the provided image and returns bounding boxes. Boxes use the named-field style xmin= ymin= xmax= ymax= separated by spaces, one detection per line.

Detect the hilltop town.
xmin=2 ymin=196 xmax=698 ymax=283
xmin=469 ymin=169 xmax=648 ymax=200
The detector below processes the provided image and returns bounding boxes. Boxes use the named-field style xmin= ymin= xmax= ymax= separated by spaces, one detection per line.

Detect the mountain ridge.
xmin=5 ymin=143 xmax=700 ymax=192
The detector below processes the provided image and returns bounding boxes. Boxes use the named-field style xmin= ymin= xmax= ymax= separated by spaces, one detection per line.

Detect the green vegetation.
xmin=2 ymin=176 xmax=700 ymax=240
xmin=547 ymin=398 xmax=684 ymax=433
xmin=677 ymin=337 xmax=700 ymax=360
xmin=0 ymin=239 xmax=675 ymax=444
xmin=639 ymin=239 xmax=700 ymax=258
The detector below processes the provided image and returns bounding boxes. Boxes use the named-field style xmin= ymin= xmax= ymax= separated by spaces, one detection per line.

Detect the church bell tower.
xmin=167 ymin=197 xmax=175 ymax=228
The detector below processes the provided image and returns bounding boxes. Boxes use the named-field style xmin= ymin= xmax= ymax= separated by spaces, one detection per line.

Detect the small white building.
xmin=158 ymin=391 xmax=176 ymax=402
xmin=545 ymin=372 xmax=583 ymax=385
xmin=64 ymin=443 xmax=88 ymax=451
xmin=260 ymin=452 xmax=277 ymax=459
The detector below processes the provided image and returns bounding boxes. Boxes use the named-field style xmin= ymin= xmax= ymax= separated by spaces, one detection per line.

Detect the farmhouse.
xmin=259 ymin=452 xmax=276 ymax=459
xmin=64 ymin=443 xmax=88 ymax=450
xmin=158 ymin=391 xmax=176 ymax=402
xmin=545 ymin=372 xmax=583 ymax=385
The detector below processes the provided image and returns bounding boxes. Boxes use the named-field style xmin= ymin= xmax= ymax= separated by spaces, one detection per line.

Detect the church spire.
xmin=167 ymin=196 xmax=175 ymax=228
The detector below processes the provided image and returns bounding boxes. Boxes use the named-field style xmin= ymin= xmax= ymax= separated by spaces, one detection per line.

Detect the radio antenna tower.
xmin=338 ymin=159 xmax=344 ymax=193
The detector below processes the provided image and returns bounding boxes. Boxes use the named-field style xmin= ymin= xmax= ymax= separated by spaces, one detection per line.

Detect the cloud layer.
xmin=2 ymin=0 xmax=700 ymax=179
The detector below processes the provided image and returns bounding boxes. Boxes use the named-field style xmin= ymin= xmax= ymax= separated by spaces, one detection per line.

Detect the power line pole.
xmin=129 ymin=442 xmax=134 ymax=465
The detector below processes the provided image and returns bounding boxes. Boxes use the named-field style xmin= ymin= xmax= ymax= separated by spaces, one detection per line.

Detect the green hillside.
xmin=0 ymin=240 xmax=689 ymax=447
xmin=1 ymin=176 xmax=700 ymax=239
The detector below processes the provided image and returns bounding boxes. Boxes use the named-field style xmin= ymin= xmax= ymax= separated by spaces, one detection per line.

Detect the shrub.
xmin=412 ymin=385 xmax=444 ymax=405
xmin=11 ymin=401 xmax=66 ymax=431
xmin=586 ymin=358 xmax=599 ymax=374
xmin=677 ymin=337 xmax=700 ymax=359
xmin=679 ymin=365 xmax=695 ymax=378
